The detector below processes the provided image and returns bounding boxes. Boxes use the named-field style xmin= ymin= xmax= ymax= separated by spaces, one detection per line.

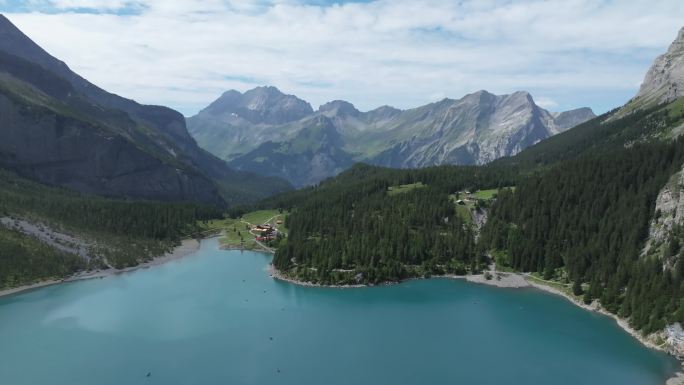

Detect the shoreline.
xmin=219 ymin=243 xmax=272 ymax=253
xmin=0 ymin=238 xmax=202 ymax=298
xmin=268 ymin=263 xmax=684 ymax=383
xmin=523 ymin=277 xmax=684 ymax=385
xmin=268 ymin=264 xmax=366 ymax=288
xmin=3 ymin=241 xmax=682 ymax=383
xmin=268 ymin=265 xmax=534 ymax=290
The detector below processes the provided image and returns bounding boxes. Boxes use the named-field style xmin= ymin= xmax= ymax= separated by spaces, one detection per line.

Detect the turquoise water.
xmin=0 ymin=238 xmax=678 ymax=385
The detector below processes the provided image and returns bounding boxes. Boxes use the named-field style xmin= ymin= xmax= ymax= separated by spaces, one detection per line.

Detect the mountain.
xmin=187 ymin=87 xmax=313 ymax=160
xmin=613 ymin=27 xmax=684 ymax=120
xmin=550 ymin=107 xmax=597 ymax=130
xmin=229 ymin=115 xmax=355 ymax=187
xmin=189 ymin=87 xmax=595 ymax=187
xmin=633 ymin=27 xmax=684 ymax=107
xmin=364 ymin=90 xmax=592 ymax=168
xmin=0 ymin=15 xmax=291 ymax=206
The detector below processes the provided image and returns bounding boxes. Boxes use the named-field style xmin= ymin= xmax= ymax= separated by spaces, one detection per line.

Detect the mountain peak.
xmin=676 ymin=26 xmax=684 ymax=47
xmin=457 ymin=90 xmax=534 ymax=109
xmin=220 ymin=89 xmax=241 ymax=97
xmin=633 ymin=26 xmax=684 ymax=105
xmin=464 ymin=90 xmax=494 ymax=99
xmin=552 ymin=107 xmax=596 ymax=130
xmin=505 ymin=91 xmax=535 ymax=106
xmin=200 ymin=86 xmax=313 ymax=125
xmin=248 ymin=85 xmax=285 ymax=96
xmin=319 ymin=100 xmax=360 ymax=117
xmin=511 ymin=90 xmax=532 ymax=98
xmin=365 ymin=105 xmax=402 ymax=121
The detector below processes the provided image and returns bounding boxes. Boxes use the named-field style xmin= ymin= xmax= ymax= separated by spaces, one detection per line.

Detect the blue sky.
xmin=1 ymin=0 xmax=682 ymax=116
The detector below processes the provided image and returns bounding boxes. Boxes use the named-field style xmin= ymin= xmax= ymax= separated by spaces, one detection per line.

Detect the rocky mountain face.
xmin=187 ymin=87 xmax=313 ymax=160
xmin=230 ymin=115 xmax=355 ymax=187
xmin=365 ymin=90 xmax=592 ymax=168
xmin=635 ymin=27 xmax=684 ymax=105
xmin=643 ymin=165 xmax=684 ymax=261
xmin=640 ymin=29 xmax=684 ymax=264
xmin=190 ymin=87 xmax=595 ymax=187
xmin=617 ymin=27 xmax=684 ymax=117
xmin=0 ymin=15 xmax=291 ymax=206
xmin=551 ymin=107 xmax=597 ymax=130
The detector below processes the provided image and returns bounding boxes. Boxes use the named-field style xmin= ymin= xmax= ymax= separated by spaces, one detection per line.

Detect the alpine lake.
xmin=0 ymin=238 xmax=678 ymax=385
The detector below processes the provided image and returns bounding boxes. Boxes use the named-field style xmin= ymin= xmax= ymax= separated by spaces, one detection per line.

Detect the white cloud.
xmin=47 ymin=0 xmax=140 ymax=9
xmin=3 ymin=0 xmax=683 ymax=115
xmin=534 ymin=97 xmax=559 ymax=110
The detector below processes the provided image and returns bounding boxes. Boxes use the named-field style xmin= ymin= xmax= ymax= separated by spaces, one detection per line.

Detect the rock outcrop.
xmin=634 ymin=27 xmax=684 ymax=106
xmin=615 ymin=26 xmax=684 ymax=119
xmin=643 ymin=165 xmax=684 ymax=261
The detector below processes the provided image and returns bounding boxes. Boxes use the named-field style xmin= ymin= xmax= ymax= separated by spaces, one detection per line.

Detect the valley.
xmin=0 ymin=5 xmax=684 ymax=385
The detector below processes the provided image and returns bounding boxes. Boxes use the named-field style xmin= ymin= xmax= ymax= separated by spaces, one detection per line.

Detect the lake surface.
xmin=0 ymin=238 xmax=679 ymax=385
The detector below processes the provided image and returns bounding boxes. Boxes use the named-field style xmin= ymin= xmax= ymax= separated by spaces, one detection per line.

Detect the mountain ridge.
xmin=188 ymin=87 xmax=595 ymax=187
xmin=0 ymin=14 xmax=292 ymax=206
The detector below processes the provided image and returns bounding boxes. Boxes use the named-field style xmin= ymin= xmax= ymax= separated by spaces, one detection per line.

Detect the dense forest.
xmin=481 ymin=139 xmax=684 ymax=333
xmin=270 ymin=164 xmax=514 ymax=284
xmin=479 ymin=98 xmax=684 ymax=333
xmin=0 ymin=169 xmax=221 ymax=289
xmin=0 ymin=227 xmax=86 ymax=289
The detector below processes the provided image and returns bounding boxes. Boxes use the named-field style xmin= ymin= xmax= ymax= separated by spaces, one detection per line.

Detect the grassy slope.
xmin=387 ymin=182 xmax=427 ymax=196
xmin=449 ymin=188 xmax=513 ymax=227
xmin=204 ymin=210 xmax=288 ymax=250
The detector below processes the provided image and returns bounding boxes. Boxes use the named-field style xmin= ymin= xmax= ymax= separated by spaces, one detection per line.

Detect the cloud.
xmin=2 ymin=0 xmax=683 ymax=115
xmin=48 ymin=0 xmax=142 ymax=10
xmin=534 ymin=97 xmax=559 ymax=110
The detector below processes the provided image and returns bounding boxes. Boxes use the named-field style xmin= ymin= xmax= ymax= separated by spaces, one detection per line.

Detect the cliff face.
xmin=642 ymin=165 xmax=684 ymax=358
xmin=634 ymin=27 xmax=684 ymax=106
xmin=644 ymin=166 xmax=684 ymax=259
xmin=615 ymin=27 xmax=684 ymax=119
xmin=0 ymin=93 xmax=222 ymax=204
xmin=229 ymin=115 xmax=355 ymax=187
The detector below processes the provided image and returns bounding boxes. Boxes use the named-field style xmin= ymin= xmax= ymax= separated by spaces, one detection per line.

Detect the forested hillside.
xmin=0 ymin=169 xmax=221 ymax=289
xmin=265 ymin=164 xmax=514 ymax=285
xmin=482 ymin=138 xmax=684 ymax=333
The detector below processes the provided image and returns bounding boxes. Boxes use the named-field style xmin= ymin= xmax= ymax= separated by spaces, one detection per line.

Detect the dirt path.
xmin=239 ymin=218 xmax=276 ymax=254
